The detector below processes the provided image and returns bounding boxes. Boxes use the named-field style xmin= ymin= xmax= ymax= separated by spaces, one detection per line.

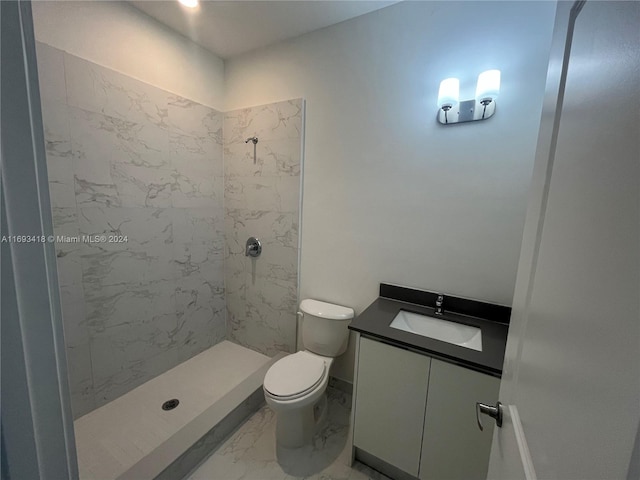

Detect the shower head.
xmin=245 ymin=136 xmax=258 ymax=144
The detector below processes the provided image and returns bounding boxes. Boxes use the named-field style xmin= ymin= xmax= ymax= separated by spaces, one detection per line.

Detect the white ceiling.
xmin=129 ymin=1 xmax=398 ymax=59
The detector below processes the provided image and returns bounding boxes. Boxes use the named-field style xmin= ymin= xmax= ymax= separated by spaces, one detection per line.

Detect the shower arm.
xmin=245 ymin=136 xmax=258 ymax=164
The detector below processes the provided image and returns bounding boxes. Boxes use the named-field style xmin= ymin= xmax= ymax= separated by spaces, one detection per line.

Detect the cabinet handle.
xmin=476 ymin=401 xmax=503 ymax=431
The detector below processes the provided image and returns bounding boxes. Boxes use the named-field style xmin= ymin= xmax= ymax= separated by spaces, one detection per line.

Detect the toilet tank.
xmin=300 ymin=299 xmax=355 ymax=357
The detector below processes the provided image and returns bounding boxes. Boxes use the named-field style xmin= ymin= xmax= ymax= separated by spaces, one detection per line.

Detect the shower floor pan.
xmin=73 ymin=341 xmax=282 ymax=480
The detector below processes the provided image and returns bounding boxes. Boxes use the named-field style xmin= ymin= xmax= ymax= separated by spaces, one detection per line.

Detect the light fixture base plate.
xmin=437 ymin=99 xmax=496 ymax=125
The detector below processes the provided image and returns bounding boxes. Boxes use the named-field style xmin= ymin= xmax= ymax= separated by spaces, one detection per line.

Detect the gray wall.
xmin=224 ymin=100 xmax=303 ymax=356
xmin=224 ymin=1 xmax=557 ymax=381
xmin=36 ymin=43 xmax=226 ymax=418
xmin=32 ymin=1 xmax=225 ymax=110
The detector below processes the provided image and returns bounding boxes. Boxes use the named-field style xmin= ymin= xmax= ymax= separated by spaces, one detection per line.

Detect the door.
xmin=487 ymin=1 xmax=640 ymax=479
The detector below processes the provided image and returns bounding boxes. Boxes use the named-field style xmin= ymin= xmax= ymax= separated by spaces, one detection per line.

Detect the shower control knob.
xmin=245 ymin=237 xmax=262 ymax=257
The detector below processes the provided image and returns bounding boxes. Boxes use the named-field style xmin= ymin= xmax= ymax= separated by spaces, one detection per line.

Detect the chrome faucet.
xmin=435 ymin=294 xmax=444 ymax=315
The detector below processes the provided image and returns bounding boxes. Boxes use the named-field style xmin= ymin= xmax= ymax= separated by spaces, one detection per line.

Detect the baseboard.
xmin=354 ymin=447 xmax=418 ymax=480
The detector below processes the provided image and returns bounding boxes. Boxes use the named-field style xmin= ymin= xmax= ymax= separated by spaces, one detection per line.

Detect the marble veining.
xmin=224 ymin=138 xmax=301 ymax=178
xmin=64 ymin=52 xmax=169 ymax=129
xmin=37 ymin=43 xmax=225 ymax=418
xmin=189 ymin=388 xmax=390 ymax=480
xmin=41 ymin=100 xmax=72 ymax=159
xmin=168 ymin=95 xmax=223 ymax=142
xmin=172 ymin=170 xmax=223 ymax=208
xmin=47 ymin=157 xmax=77 ymax=209
xmin=224 ymin=100 xmax=303 ymax=145
xmin=38 ymin=41 xmax=305 ymax=418
xmin=224 ymin=100 xmax=303 ymax=356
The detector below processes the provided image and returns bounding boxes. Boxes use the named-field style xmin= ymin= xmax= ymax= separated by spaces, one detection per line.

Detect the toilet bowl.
xmin=264 ymin=351 xmax=333 ymax=448
xmin=263 ymin=299 xmax=354 ymax=448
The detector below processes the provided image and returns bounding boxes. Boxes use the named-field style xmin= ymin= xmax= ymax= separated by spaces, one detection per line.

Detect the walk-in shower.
xmin=35 ymin=39 xmax=304 ymax=478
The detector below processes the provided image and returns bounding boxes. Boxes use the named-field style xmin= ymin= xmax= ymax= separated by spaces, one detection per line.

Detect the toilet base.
xmin=274 ymin=393 xmax=328 ymax=448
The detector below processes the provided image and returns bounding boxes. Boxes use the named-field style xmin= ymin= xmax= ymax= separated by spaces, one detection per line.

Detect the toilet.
xmin=263 ymin=299 xmax=354 ymax=448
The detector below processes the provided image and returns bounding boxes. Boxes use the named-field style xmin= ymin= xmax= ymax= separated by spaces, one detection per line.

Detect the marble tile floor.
xmin=188 ymin=388 xmax=390 ymax=480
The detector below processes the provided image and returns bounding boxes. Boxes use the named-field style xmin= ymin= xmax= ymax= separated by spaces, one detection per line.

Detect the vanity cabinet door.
xmin=354 ymin=337 xmax=431 ymax=477
xmin=419 ymin=359 xmax=500 ymax=480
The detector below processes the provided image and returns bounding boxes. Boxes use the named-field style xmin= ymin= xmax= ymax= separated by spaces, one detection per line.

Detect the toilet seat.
xmin=264 ymin=351 xmax=327 ymax=400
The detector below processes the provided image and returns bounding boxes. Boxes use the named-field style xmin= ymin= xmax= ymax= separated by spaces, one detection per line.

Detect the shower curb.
xmin=117 ymin=352 xmax=285 ymax=480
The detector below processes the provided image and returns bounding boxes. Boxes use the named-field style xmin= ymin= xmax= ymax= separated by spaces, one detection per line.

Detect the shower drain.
xmin=162 ymin=398 xmax=180 ymax=411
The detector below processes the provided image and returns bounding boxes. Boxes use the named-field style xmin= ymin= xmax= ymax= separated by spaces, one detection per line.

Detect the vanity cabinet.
xmin=419 ymin=358 xmax=500 ymax=480
xmin=353 ymin=337 xmax=431 ymax=477
xmin=353 ymin=336 xmax=500 ymax=480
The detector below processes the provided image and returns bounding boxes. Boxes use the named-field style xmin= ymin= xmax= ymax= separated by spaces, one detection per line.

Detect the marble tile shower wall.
xmin=36 ymin=43 xmax=226 ymax=418
xmin=224 ymin=100 xmax=303 ymax=356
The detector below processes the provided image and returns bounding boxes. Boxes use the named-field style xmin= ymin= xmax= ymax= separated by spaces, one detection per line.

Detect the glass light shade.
xmin=437 ymin=78 xmax=460 ymax=108
xmin=178 ymin=0 xmax=198 ymax=7
xmin=475 ymin=70 xmax=501 ymax=103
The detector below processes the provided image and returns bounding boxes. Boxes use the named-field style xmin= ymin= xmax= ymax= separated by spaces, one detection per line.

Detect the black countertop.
xmin=348 ymin=284 xmax=511 ymax=378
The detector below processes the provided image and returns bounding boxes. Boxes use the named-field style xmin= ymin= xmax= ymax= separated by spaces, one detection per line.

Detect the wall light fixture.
xmin=437 ymin=70 xmax=501 ymax=125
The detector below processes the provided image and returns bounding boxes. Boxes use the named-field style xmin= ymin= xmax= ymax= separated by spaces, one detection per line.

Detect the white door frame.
xmin=1 ymin=1 xmax=78 ymax=478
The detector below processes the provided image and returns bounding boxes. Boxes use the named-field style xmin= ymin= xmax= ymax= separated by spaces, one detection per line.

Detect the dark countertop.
xmin=348 ymin=285 xmax=510 ymax=378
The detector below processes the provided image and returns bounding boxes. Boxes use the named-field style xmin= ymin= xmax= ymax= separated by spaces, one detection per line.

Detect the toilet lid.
xmin=264 ymin=352 xmax=326 ymax=398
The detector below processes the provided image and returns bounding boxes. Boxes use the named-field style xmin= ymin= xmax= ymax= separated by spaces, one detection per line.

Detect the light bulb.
xmin=178 ymin=0 xmax=198 ymax=8
xmin=475 ymin=70 xmax=501 ymax=104
xmin=437 ymin=78 xmax=459 ymax=109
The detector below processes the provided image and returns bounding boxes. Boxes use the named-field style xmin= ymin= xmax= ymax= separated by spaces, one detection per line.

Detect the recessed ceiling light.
xmin=178 ymin=0 xmax=198 ymax=8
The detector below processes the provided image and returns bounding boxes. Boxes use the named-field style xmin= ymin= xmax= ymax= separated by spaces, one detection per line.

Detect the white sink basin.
xmin=389 ymin=310 xmax=483 ymax=352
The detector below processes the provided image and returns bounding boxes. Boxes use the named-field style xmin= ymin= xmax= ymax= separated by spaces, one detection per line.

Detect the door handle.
xmin=476 ymin=401 xmax=503 ymax=431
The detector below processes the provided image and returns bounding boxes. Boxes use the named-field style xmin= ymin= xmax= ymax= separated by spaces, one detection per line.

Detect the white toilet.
xmin=263 ymin=299 xmax=354 ymax=448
